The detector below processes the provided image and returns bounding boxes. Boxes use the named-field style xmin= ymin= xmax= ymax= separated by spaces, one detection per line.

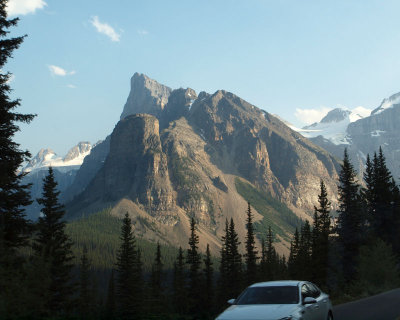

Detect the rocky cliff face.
xmin=66 ymin=74 xmax=341 ymax=253
xmin=120 ymin=73 xmax=172 ymax=120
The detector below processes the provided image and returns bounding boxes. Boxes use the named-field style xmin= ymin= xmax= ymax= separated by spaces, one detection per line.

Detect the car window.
xmin=235 ymin=286 xmax=299 ymax=305
xmin=307 ymin=283 xmax=321 ymax=298
xmin=301 ymin=284 xmax=311 ymax=298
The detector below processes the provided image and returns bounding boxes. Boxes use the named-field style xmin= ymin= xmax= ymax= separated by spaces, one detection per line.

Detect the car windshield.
xmin=235 ymin=286 xmax=299 ymax=305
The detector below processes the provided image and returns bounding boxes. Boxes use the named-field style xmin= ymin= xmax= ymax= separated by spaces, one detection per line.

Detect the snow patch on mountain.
xmin=23 ymin=142 xmax=92 ymax=173
xmin=297 ymin=107 xmax=371 ymax=145
xmin=371 ymin=92 xmax=400 ymax=115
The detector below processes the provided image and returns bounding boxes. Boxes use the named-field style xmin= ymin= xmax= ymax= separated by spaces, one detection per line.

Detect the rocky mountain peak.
xmin=320 ymin=108 xmax=351 ymax=123
xmin=120 ymin=72 xmax=172 ymax=120
xmin=64 ymin=141 xmax=91 ymax=162
xmin=371 ymin=91 xmax=400 ymax=116
xmin=161 ymin=87 xmax=197 ymax=127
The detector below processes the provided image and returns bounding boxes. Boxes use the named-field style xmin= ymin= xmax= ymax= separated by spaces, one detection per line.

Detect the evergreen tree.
xmin=311 ymin=180 xmax=331 ymax=287
xmin=78 ymin=245 xmax=94 ymax=319
xmin=202 ymin=243 xmax=214 ymax=316
xmin=149 ymin=241 xmax=164 ymax=315
xmin=244 ymin=202 xmax=258 ymax=285
xmin=297 ymin=221 xmax=312 ymax=281
xmin=105 ymin=270 xmax=116 ymax=320
xmin=33 ymin=166 xmax=74 ymax=315
xmin=265 ymin=226 xmax=278 ymax=281
xmin=217 ymin=219 xmax=230 ymax=307
xmin=336 ymin=149 xmax=363 ymax=282
xmin=259 ymin=238 xmax=267 ymax=281
xmin=186 ymin=217 xmax=201 ymax=313
xmin=227 ymin=218 xmax=242 ymax=298
xmin=172 ymin=246 xmax=187 ymax=315
xmin=0 ymin=3 xmax=35 ymax=317
xmin=288 ymin=228 xmax=300 ymax=279
xmin=115 ymin=212 xmax=142 ymax=319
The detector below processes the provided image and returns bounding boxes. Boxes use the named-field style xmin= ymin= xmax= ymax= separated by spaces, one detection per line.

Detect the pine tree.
xmin=186 ymin=217 xmax=201 ymax=313
xmin=217 ymin=219 xmax=230 ymax=307
xmin=311 ymin=180 xmax=331 ymax=287
xmin=259 ymin=238 xmax=267 ymax=281
xmin=116 ymin=213 xmax=142 ymax=319
xmin=202 ymin=243 xmax=214 ymax=316
xmin=149 ymin=241 xmax=164 ymax=315
xmin=336 ymin=149 xmax=363 ymax=282
xmin=288 ymin=228 xmax=300 ymax=279
xmin=244 ymin=202 xmax=258 ymax=286
xmin=0 ymin=3 xmax=35 ymax=317
xmin=172 ymin=246 xmax=187 ymax=315
xmin=265 ymin=226 xmax=278 ymax=281
xmin=105 ymin=270 xmax=116 ymax=320
xmin=297 ymin=221 xmax=312 ymax=281
xmin=33 ymin=166 xmax=74 ymax=315
xmin=78 ymin=245 xmax=94 ymax=319
xmin=227 ymin=218 xmax=242 ymax=297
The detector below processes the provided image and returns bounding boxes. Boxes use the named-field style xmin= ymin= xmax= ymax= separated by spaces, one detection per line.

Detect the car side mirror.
xmin=303 ymin=297 xmax=317 ymax=305
xmin=227 ymin=299 xmax=236 ymax=305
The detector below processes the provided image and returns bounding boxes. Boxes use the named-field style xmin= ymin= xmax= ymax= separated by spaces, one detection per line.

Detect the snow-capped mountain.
xmin=293 ymin=92 xmax=400 ymax=181
xmin=300 ymin=107 xmax=371 ymax=145
xmin=23 ymin=142 xmax=92 ymax=173
xmin=22 ymin=141 xmax=92 ymax=220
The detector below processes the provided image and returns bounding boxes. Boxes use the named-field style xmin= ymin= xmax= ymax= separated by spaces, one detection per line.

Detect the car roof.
xmin=249 ymin=280 xmax=303 ymax=287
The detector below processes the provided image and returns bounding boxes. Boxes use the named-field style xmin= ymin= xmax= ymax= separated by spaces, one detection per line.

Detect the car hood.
xmin=216 ymin=304 xmax=299 ymax=320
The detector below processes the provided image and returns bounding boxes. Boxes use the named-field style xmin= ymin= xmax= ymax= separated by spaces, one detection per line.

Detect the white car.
xmin=215 ymin=280 xmax=333 ymax=320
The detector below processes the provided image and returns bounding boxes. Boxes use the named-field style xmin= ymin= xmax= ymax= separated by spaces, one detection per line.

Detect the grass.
xmin=234 ymin=177 xmax=303 ymax=242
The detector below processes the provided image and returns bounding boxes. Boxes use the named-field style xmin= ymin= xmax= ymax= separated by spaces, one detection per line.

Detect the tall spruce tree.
xmin=297 ymin=221 xmax=312 ymax=281
xmin=0 ymin=3 xmax=35 ymax=317
xmin=259 ymin=238 xmax=267 ymax=281
xmin=244 ymin=202 xmax=258 ymax=286
xmin=227 ymin=218 xmax=242 ymax=297
xmin=265 ymin=226 xmax=278 ymax=281
xmin=337 ymin=149 xmax=363 ymax=282
xmin=116 ymin=212 xmax=142 ymax=319
xmin=202 ymin=243 xmax=214 ymax=316
xmin=186 ymin=217 xmax=201 ymax=313
xmin=288 ymin=228 xmax=300 ymax=279
xmin=217 ymin=219 xmax=230 ymax=307
xmin=33 ymin=166 xmax=74 ymax=315
xmin=172 ymin=246 xmax=187 ymax=315
xmin=78 ymin=245 xmax=94 ymax=319
xmin=311 ymin=180 xmax=331 ymax=287
xmin=149 ymin=241 xmax=164 ymax=315
xmin=105 ymin=270 xmax=116 ymax=320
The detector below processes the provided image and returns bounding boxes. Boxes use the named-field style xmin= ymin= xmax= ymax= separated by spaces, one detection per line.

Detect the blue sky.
xmin=7 ymin=0 xmax=400 ymax=156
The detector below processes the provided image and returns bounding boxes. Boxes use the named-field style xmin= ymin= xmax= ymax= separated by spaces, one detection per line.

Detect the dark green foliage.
xmin=244 ymin=202 xmax=259 ymax=286
xmin=296 ymin=221 xmax=312 ymax=281
xmin=235 ymin=178 xmax=302 ymax=241
xmin=116 ymin=213 xmax=142 ymax=319
xmin=336 ymin=149 xmax=364 ymax=282
xmin=105 ymin=270 xmax=116 ymax=320
xmin=78 ymin=245 xmax=95 ymax=319
xmin=311 ymin=180 xmax=331 ymax=287
xmin=202 ymin=243 xmax=214 ymax=316
xmin=186 ymin=217 xmax=202 ymax=313
xmin=218 ymin=218 xmax=243 ymax=304
xmin=173 ymin=246 xmax=187 ymax=315
xmin=288 ymin=228 xmax=300 ymax=279
xmin=350 ymin=238 xmax=400 ymax=297
xmin=0 ymin=4 xmax=35 ymax=317
xmin=33 ymin=167 xmax=74 ymax=315
xmin=148 ymin=241 xmax=165 ymax=315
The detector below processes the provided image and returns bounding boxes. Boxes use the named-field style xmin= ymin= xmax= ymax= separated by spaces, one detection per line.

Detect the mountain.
xmin=65 ymin=73 xmax=340 ymax=255
xmin=298 ymin=93 xmax=400 ymax=179
xmin=22 ymin=142 xmax=92 ymax=220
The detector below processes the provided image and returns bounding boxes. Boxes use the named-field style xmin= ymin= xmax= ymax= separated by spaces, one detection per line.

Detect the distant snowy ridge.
xmin=298 ymin=107 xmax=371 ymax=145
xmin=23 ymin=142 xmax=92 ymax=173
xmin=371 ymin=92 xmax=400 ymax=115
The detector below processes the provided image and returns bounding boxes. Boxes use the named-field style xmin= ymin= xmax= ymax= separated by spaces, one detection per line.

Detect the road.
xmin=333 ymin=288 xmax=400 ymax=320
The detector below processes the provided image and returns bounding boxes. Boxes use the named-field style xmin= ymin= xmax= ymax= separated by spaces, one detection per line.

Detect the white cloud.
xmin=66 ymin=84 xmax=76 ymax=89
xmin=137 ymin=29 xmax=149 ymax=35
xmin=6 ymin=0 xmax=47 ymax=16
xmin=295 ymin=107 xmax=332 ymax=125
xmin=352 ymin=106 xmax=372 ymax=118
xmin=90 ymin=16 xmax=121 ymax=42
xmin=48 ymin=65 xmax=75 ymax=77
